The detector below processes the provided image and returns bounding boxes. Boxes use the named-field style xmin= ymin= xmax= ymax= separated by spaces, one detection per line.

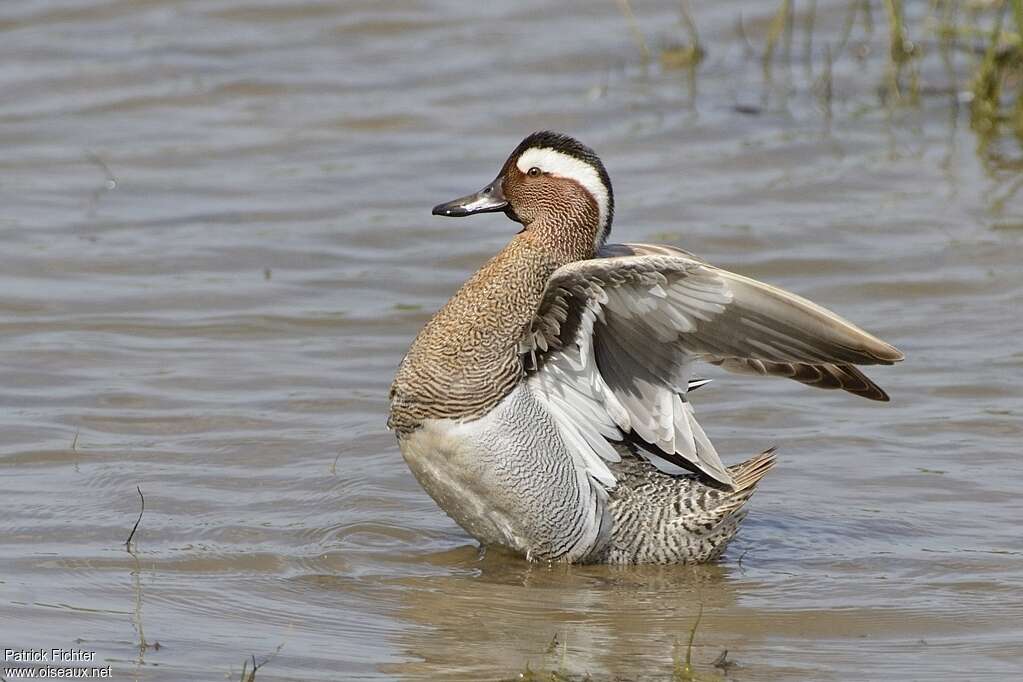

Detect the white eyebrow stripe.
xmin=516 ymin=147 xmax=609 ymax=232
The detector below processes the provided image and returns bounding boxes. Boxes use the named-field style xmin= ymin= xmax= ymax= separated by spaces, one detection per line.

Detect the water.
xmin=1 ymin=1 xmax=1021 ymax=679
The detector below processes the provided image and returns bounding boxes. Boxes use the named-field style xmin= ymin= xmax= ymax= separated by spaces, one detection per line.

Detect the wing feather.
xmin=523 ymin=242 xmax=902 ymax=486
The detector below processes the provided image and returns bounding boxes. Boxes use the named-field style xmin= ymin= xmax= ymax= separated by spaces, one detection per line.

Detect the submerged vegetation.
xmin=964 ymin=0 xmax=1023 ymax=154
xmin=506 ymin=605 xmax=733 ymax=682
xmin=617 ymin=0 xmax=1023 ymax=172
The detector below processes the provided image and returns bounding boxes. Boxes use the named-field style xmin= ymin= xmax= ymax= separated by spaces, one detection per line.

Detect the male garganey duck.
xmin=388 ymin=132 xmax=902 ymax=564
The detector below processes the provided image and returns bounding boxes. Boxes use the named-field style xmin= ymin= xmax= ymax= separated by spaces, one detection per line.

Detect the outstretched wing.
xmin=522 ymin=242 xmax=902 ymax=486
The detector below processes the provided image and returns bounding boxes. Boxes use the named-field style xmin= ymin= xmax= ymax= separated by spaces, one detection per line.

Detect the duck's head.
xmin=432 ymin=131 xmax=614 ymax=253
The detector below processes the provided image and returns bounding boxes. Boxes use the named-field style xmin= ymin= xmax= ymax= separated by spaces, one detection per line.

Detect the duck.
xmin=388 ymin=131 xmax=903 ymax=564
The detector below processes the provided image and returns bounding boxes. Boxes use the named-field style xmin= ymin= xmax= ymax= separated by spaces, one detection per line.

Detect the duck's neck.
xmin=388 ymin=208 xmax=603 ymax=433
xmin=388 ymin=235 xmax=559 ymax=433
xmin=520 ymin=207 xmax=601 ymax=266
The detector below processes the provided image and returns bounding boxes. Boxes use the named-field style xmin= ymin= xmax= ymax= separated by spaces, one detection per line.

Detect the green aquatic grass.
xmin=966 ymin=0 xmax=1023 ymax=154
xmin=237 ymin=644 xmax=283 ymax=682
xmin=615 ymin=0 xmax=652 ymax=62
xmin=623 ymin=0 xmax=1023 ymax=162
xmin=504 ymin=606 xmax=732 ymax=682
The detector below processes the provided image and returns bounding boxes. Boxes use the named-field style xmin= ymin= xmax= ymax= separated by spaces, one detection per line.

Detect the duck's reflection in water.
xmin=382 ymin=544 xmax=746 ymax=681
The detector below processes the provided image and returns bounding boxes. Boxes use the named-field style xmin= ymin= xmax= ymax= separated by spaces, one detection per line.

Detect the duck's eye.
xmin=527 ymin=167 xmax=542 ymax=177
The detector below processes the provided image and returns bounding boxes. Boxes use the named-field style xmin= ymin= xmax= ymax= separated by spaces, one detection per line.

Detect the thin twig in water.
xmin=736 ymin=547 xmax=750 ymax=574
xmin=833 ymin=0 xmax=864 ymax=60
xmin=763 ymin=0 xmax=793 ymax=71
xmin=712 ymin=649 xmax=735 ymax=671
xmin=125 ymin=486 xmax=144 ymax=549
xmin=128 ymin=549 xmax=149 ymax=665
xmin=614 ymin=0 xmax=651 ymax=62
xmin=814 ymin=42 xmax=834 ymax=134
xmin=84 ymin=150 xmax=117 ymax=189
xmin=735 ymin=12 xmax=754 ymax=57
xmin=674 ymin=603 xmax=704 ymax=680
xmin=84 ymin=150 xmax=117 ymax=216
xmin=680 ymin=0 xmax=702 ymax=53
xmin=803 ymin=0 xmax=817 ymax=74
xmin=70 ymin=430 xmax=81 ymax=474
xmin=330 ymin=451 xmax=342 ymax=475
xmin=240 ymin=644 xmax=284 ymax=682
xmin=685 ymin=603 xmax=703 ymax=674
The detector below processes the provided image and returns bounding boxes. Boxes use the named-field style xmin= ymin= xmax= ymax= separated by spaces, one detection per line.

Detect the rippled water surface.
xmin=2 ymin=1 xmax=1022 ymax=680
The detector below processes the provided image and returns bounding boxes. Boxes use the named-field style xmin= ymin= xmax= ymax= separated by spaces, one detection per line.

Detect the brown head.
xmin=432 ymin=132 xmax=615 ymax=259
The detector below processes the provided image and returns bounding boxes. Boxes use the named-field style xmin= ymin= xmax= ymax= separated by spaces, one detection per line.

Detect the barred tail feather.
xmin=710 ymin=448 xmax=777 ymax=519
xmin=728 ymin=447 xmax=777 ymax=492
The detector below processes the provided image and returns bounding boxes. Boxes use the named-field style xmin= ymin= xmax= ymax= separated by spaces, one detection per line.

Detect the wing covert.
xmin=522 ymin=242 xmax=902 ymax=486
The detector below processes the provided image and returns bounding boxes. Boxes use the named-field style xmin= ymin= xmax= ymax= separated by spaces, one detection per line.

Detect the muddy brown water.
xmin=1 ymin=1 xmax=1022 ymax=680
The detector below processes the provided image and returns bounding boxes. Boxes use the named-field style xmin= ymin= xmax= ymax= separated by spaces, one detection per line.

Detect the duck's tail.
xmin=602 ymin=447 xmax=777 ymax=564
xmin=710 ymin=448 xmax=777 ymax=516
xmin=683 ymin=448 xmax=776 ymax=562
xmin=729 ymin=447 xmax=777 ymax=491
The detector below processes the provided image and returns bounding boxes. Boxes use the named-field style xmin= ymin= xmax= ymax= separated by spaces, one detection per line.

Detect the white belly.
xmin=399 ymin=416 xmax=529 ymax=552
xmin=396 ymin=384 xmax=610 ymax=562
